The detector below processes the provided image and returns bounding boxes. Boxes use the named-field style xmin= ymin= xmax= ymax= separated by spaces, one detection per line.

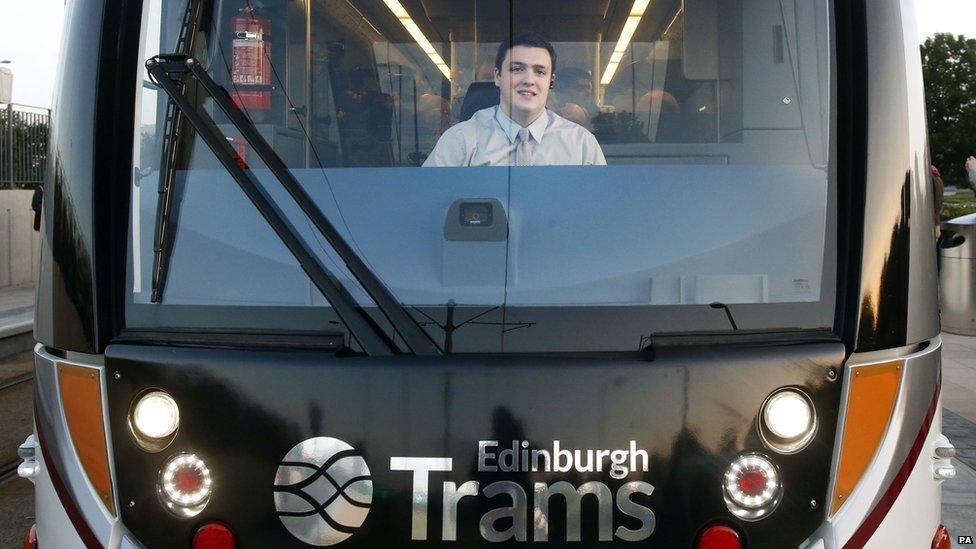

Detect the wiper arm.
xmin=146 ymin=54 xmax=441 ymax=356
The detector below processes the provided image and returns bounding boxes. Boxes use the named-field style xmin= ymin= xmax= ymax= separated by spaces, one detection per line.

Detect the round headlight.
xmin=723 ymin=453 xmax=783 ymax=520
xmin=133 ymin=391 xmax=180 ymax=439
xmin=159 ymin=453 xmax=212 ymax=516
xmin=759 ymin=389 xmax=817 ymax=454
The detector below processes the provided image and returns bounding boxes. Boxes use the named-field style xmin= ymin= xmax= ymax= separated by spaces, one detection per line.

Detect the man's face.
xmin=495 ymin=45 xmax=553 ymax=122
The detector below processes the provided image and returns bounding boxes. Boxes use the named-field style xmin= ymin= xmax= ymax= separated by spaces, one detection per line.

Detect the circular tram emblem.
xmin=274 ymin=437 xmax=373 ymax=546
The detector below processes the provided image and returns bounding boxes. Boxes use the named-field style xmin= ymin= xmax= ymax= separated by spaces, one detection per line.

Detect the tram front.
xmin=25 ymin=0 xmax=951 ymax=547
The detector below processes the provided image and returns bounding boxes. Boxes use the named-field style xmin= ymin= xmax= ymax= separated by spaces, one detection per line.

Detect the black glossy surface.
xmin=852 ymin=0 xmax=941 ymax=351
xmin=832 ymin=0 xmax=867 ymax=350
xmin=857 ymin=175 xmax=911 ymax=350
xmin=106 ymin=342 xmax=844 ymax=547
xmin=39 ymin=0 xmax=141 ymax=353
xmin=93 ymin=0 xmax=143 ymax=352
xmin=40 ymin=0 xmax=105 ymax=352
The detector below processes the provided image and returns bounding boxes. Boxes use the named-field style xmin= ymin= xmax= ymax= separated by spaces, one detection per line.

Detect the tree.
xmin=922 ymin=33 xmax=976 ymax=189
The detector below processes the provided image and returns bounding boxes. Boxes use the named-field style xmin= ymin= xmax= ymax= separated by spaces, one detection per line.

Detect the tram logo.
xmin=273 ymin=437 xmax=373 ymax=546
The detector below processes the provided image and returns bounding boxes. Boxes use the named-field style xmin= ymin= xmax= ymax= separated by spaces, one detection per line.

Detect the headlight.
xmin=759 ymin=388 xmax=817 ymax=454
xmin=723 ymin=453 xmax=783 ymax=520
xmin=159 ymin=453 xmax=212 ymax=516
xmin=129 ymin=390 xmax=180 ymax=451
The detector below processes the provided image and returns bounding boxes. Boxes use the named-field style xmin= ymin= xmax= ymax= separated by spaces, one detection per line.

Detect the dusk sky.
xmin=1 ymin=0 xmax=975 ymax=108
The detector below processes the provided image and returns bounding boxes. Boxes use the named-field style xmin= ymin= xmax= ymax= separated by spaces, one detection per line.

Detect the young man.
xmin=423 ymin=33 xmax=606 ymax=167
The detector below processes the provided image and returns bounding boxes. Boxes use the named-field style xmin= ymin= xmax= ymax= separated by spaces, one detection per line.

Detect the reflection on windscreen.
xmin=129 ymin=0 xmax=835 ymax=352
xmin=140 ymin=0 xmax=829 ymax=169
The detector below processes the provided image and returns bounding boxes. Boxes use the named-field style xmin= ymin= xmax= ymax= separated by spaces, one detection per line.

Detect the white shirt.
xmin=423 ymin=106 xmax=607 ymax=167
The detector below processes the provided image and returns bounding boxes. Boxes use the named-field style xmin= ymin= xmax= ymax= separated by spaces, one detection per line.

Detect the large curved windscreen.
xmin=128 ymin=0 xmax=835 ymax=353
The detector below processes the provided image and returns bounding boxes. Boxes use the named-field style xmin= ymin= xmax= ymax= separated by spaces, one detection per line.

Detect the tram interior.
xmin=134 ymin=0 xmax=833 ymax=342
xmin=165 ymin=0 xmax=828 ymax=168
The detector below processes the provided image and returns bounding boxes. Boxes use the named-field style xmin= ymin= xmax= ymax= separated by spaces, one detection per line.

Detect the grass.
xmin=943 ymin=192 xmax=976 ymax=221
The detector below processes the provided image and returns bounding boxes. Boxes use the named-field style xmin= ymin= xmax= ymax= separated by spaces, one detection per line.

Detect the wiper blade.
xmin=150 ymin=0 xmax=205 ymax=303
xmin=146 ymin=54 xmax=441 ymax=356
xmin=150 ymin=99 xmax=188 ymax=303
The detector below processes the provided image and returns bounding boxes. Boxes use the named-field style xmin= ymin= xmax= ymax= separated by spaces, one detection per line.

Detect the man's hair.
xmin=495 ymin=32 xmax=557 ymax=74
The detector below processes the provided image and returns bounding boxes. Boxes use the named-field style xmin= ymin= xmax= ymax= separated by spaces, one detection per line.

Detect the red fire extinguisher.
xmin=230 ymin=7 xmax=272 ymax=110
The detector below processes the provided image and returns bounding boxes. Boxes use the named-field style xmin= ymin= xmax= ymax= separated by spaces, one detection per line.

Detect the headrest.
xmin=458 ymin=82 xmax=500 ymax=122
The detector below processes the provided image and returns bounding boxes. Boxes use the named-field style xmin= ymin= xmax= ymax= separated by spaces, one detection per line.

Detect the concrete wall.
xmin=0 ymin=190 xmax=41 ymax=289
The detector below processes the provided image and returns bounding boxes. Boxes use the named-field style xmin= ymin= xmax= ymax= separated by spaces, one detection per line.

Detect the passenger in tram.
xmin=602 ymin=90 xmax=681 ymax=143
xmin=553 ymin=67 xmax=601 ymax=130
xmin=423 ymin=32 xmax=606 ymax=167
xmin=475 ymin=62 xmax=496 ymax=83
xmin=418 ymin=92 xmax=453 ymax=133
xmin=335 ymin=68 xmax=395 ymax=165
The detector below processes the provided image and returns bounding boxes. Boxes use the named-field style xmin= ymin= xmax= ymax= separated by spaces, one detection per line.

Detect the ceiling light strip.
xmin=382 ymin=0 xmax=451 ymax=80
xmin=601 ymin=0 xmax=653 ymax=85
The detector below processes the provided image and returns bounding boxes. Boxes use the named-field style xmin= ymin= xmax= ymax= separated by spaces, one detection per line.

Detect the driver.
xmin=424 ymin=32 xmax=606 ymax=167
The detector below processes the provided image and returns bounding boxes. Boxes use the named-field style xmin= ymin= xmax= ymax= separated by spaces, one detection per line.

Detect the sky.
xmin=0 ymin=0 xmax=975 ymax=109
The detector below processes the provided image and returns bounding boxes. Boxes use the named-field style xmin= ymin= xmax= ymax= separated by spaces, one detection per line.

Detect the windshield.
xmin=129 ymin=0 xmax=835 ymax=353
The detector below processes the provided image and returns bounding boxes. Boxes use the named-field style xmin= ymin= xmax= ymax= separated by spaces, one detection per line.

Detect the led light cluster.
xmin=722 ymin=453 xmax=782 ymax=520
xmin=160 ymin=453 xmax=213 ymax=514
xmin=129 ymin=389 xmax=216 ymax=518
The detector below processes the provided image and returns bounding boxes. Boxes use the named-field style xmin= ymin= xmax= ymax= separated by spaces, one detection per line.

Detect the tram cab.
xmin=23 ymin=0 xmax=951 ymax=547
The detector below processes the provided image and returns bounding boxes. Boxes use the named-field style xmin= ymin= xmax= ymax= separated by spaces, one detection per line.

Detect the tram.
xmin=20 ymin=0 xmax=953 ymax=547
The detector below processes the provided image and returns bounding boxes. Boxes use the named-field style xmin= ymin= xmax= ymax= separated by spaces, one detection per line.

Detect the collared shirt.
xmin=423 ymin=106 xmax=607 ymax=167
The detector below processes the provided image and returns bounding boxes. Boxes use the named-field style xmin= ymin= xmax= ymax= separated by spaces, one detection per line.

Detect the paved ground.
xmin=0 ymin=285 xmax=36 ymax=547
xmin=0 ymin=350 xmax=34 ymax=549
xmin=0 ymin=469 xmax=34 ymax=549
xmin=943 ymin=450 xmax=976 ymax=549
xmin=941 ymin=333 xmax=976 ymax=548
xmin=0 ymin=284 xmax=35 ymax=335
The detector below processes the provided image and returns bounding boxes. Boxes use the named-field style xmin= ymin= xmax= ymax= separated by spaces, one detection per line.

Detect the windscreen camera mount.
xmin=460 ymin=202 xmax=493 ymax=227
xmin=444 ymin=199 xmax=507 ymax=241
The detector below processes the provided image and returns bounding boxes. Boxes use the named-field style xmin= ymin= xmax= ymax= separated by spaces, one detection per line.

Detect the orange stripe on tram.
xmin=58 ymin=363 xmax=116 ymax=516
xmin=829 ymin=360 xmax=902 ymax=516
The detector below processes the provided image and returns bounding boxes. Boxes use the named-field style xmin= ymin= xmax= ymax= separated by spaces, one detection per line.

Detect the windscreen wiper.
xmin=146 ymin=54 xmax=441 ymax=356
xmin=151 ymin=0 xmax=203 ymax=303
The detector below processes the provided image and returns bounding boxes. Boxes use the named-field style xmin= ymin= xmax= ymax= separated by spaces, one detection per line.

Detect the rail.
xmin=0 ymin=373 xmax=32 ymax=482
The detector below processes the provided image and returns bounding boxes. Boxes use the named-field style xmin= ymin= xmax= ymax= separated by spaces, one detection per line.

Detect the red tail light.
xmin=932 ymin=524 xmax=950 ymax=549
xmin=696 ymin=523 xmax=742 ymax=549
xmin=22 ymin=524 xmax=37 ymax=549
xmin=193 ymin=522 xmax=236 ymax=549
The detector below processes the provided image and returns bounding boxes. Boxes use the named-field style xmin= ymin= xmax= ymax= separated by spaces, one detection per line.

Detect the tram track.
xmin=0 ymin=373 xmax=33 ymax=393
xmin=0 ymin=459 xmax=20 ymax=484
xmin=0 ymin=369 xmax=34 ymax=485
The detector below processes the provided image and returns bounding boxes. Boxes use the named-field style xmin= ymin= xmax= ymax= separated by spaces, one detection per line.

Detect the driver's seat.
xmin=458 ymin=82 xmax=500 ymax=122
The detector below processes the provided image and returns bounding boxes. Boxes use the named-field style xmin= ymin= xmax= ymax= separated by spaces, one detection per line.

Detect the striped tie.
xmin=516 ymin=128 xmax=533 ymax=166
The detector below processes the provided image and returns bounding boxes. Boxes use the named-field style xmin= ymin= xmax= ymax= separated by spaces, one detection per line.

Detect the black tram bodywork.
xmin=25 ymin=0 xmax=949 ymax=547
